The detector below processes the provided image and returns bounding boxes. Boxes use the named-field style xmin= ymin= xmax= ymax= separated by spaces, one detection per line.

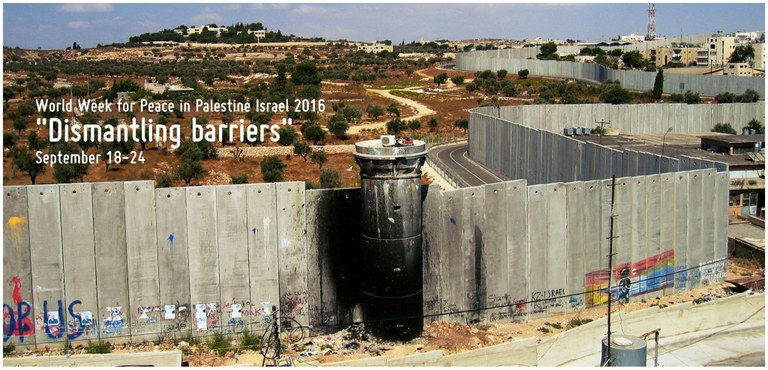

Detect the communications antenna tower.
xmin=646 ymin=3 xmax=656 ymax=41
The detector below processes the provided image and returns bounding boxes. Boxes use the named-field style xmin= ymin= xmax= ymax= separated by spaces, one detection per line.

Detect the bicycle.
xmin=259 ymin=307 xmax=308 ymax=362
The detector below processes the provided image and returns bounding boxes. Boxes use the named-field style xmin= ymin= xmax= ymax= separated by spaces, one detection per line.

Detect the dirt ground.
xmin=6 ymin=258 xmax=762 ymax=366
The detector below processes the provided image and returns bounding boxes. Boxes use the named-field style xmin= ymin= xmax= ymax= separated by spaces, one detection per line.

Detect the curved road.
xmin=430 ymin=142 xmax=508 ymax=187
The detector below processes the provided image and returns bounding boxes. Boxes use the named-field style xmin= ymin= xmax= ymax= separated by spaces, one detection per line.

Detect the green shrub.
xmin=712 ymin=123 xmax=737 ymax=135
xmin=231 ymin=174 xmax=249 ymax=184
xmin=208 ymin=332 xmax=229 ymax=356
xmin=4 ymin=343 xmax=15 ymax=356
xmin=240 ymin=329 xmax=261 ymax=351
xmin=566 ymin=317 xmax=593 ymax=329
xmin=85 ymin=341 xmax=112 ymax=354
xmin=545 ymin=322 xmax=563 ymax=330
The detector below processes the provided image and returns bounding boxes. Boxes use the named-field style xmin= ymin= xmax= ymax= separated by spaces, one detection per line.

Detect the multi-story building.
xmin=752 ymin=43 xmax=765 ymax=70
xmin=358 ymin=42 xmax=394 ymax=53
xmin=185 ymin=24 xmax=228 ymax=37
xmin=734 ymin=31 xmax=762 ymax=43
xmin=643 ymin=46 xmax=700 ymax=67
xmin=723 ymin=63 xmax=765 ymax=77
xmin=620 ymin=32 xmax=645 ymax=43
xmin=705 ymin=35 xmax=737 ymax=68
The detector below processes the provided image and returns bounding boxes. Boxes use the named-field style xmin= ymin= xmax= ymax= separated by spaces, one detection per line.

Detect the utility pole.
xmin=660 ymin=128 xmax=672 ymax=173
xmin=596 ymin=119 xmax=611 ymax=144
xmin=602 ymin=175 xmax=618 ymax=367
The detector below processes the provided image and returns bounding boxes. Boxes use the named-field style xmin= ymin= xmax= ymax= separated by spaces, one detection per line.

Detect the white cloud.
xmin=67 ymin=21 xmax=92 ymax=29
xmin=112 ymin=16 xmax=123 ymax=21
xmin=59 ymin=4 xmax=114 ymax=13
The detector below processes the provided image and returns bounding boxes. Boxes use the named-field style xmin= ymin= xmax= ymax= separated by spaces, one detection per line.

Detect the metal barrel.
xmin=354 ymin=138 xmax=427 ymax=340
xmin=601 ymin=335 xmax=647 ymax=366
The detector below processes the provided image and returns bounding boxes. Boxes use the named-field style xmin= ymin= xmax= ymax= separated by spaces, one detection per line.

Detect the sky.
xmin=3 ymin=2 xmax=765 ymax=50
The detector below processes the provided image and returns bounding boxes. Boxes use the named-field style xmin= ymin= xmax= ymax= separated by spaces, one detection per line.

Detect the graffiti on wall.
xmin=5 ymin=216 xmax=27 ymax=249
xmin=102 ymin=306 xmax=126 ymax=336
xmin=699 ymin=258 xmax=727 ymax=286
xmin=281 ymin=291 xmax=308 ymax=319
xmin=3 ymin=277 xmax=35 ymax=343
xmin=585 ymin=250 xmax=675 ymax=306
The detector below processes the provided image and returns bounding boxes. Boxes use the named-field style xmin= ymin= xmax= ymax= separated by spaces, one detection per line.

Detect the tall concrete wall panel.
xmin=673 ymin=173 xmax=690 ymax=292
xmin=306 ymin=188 xmax=361 ymax=331
xmin=422 ymin=186 xmax=444 ymax=323
xmin=645 ymin=175 xmax=663 ymax=300
xmin=713 ymin=172 xmax=729 ymax=262
xmin=686 ymin=172 xmax=705 ymax=289
xmin=154 ymin=187 xmax=191 ymax=339
xmin=245 ymin=184 xmax=280 ymax=331
xmin=480 ymin=183 xmax=510 ymax=322
xmin=26 ymin=185 xmax=65 ymax=345
xmin=3 ymin=186 xmax=34 ymax=347
xmin=526 ymin=183 xmax=567 ymax=317
xmin=276 ymin=182 xmax=309 ymax=325
xmin=91 ymin=182 xmax=130 ymax=342
xmin=185 ymin=186 xmax=220 ymax=336
xmin=215 ymin=186 xmax=250 ymax=335
xmin=440 ymin=187 xmax=471 ymax=322
xmin=505 ymin=181 xmax=529 ymax=321
xmin=124 ymin=181 xmax=161 ymax=341
xmin=59 ymin=183 xmax=99 ymax=343
xmin=565 ymin=182 xmax=586 ymax=312
xmin=658 ymin=174 xmax=676 ymax=296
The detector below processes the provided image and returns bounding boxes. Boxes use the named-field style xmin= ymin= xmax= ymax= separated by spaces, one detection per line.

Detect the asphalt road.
xmin=430 ymin=142 xmax=509 ymax=187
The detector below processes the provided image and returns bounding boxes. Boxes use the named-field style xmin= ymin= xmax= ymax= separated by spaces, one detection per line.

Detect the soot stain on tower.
xmin=353 ymin=136 xmax=427 ymax=340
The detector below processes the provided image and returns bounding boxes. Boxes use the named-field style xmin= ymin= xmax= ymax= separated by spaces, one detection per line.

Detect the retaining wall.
xmin=456 ymin=50 xmax=765 ymax=97
xmin=315 ymin=292 xmax=764 ymax=367
xmin=4 ymin=171 xmax=727 ymax=348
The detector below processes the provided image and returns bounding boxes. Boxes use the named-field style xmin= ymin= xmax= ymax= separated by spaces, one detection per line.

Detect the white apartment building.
xmin=706 ymin=35 xmax=736 ymax=68
xmin=358 ymin=42 xmax=393 ymax=53
xmin=185 ymin=24 xmax=228 ymax=37
xmin=620 ymin=32 xmax=646 ymax=43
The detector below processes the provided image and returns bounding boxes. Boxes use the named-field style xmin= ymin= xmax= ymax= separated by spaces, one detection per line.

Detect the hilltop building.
xmin=358 ymin=42 xmax=393 ymax=53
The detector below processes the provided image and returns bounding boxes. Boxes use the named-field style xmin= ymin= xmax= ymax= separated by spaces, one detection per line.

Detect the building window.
xmin=730 ymin=195 xmax=741 ymax=206
xmin=743 ymin=192 xmax=759 ymax=207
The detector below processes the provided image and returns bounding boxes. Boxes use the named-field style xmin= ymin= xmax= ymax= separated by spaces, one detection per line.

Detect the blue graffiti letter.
xmin=67 ymin=300 xmax=83 ymax=340
xmin=43 ymin=300 xmax=64 ymax=339
xmin=3 ymin=304 xmax=15 ymax=343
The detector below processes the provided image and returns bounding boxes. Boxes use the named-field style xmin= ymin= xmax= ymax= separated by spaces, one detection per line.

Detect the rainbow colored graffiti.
xmin=585 ymin=250 xmax=675 ymax=306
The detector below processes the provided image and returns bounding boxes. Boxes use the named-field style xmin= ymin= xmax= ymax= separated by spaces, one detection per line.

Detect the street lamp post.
xmin=661 ymin=127 xmax=673 ymax=157
xmin=660 ymin=128 xmax=673 ymax=173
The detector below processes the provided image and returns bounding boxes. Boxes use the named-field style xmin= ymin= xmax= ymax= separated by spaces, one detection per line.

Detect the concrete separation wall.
xmin=474 ymin=103 xmax=764 ymax=135
xmin=456 ymin=50 xmax=765 ymax=97
xmin=469 ymin=107 xmax=732 ymax=185
xmin=4 ymin=172 xmax=727 ymax=348
xmin=420 ymin=170 xmax=727 ymax=326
